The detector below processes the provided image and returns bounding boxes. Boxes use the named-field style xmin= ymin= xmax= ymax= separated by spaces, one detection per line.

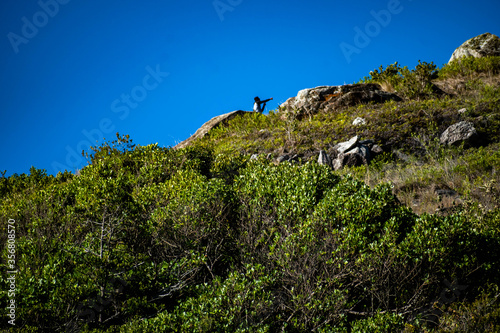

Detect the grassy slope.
xmin=190 ymin=59 xmax=500 ymax=216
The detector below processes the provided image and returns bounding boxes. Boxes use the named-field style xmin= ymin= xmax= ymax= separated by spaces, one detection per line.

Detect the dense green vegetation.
xmin=1 ymin=57 xmax=500 ymax=332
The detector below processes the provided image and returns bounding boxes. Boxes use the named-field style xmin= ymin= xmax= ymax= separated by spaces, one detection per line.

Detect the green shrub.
xmin=362 ymin=60 xmax=438 ymax=99
xmin=350 ymin=312 xmax=405 ymax=332
xmin=210 ymin=152 xmax=249 ymax=183
xmin=438 ymin=56 xmax=500 ymax=79
xmin=361 ymin=61 xmax=402 ymax=88
xmin=120 ymin=264 xmax=274 ymax=332
xmin=398 ymin=61 xmax=439 ymax=100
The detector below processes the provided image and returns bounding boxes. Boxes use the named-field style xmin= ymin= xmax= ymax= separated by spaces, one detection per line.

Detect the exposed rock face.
xmin=449 ymin=33 xmax=500 ymax=63
xmin=175 ymin=110 xmax=251 ymax=149
xmin=335 ymin=135 xmax=360 ymax=154
xmin=440 ymin=121 xmax=478 ymax=146
xmin=281 ymin=85 xmax=339 ymax=117
xmin=280 ymin=83 xmax=401 ymax=118
xmin=333 ymin=149 xmax=367 ymax=170
xmin=325 ymin=84 xmax=401 ymax=112
xmin=319 ymin=137 xmax=383 ymax=170
xmin=318 ymin=150 xmax=332 ymax=168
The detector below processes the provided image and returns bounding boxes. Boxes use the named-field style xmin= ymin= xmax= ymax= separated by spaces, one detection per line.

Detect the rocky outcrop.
xmin=449 ymin=33 xmax=500 ymax=63
xmin=325 ymin=84 xmax=402 ymax=112
xmin=335 ymin=136 xmax=360 ymax=155
xmin=281 ymin=85 xmax=339 ymax=118
xmin=318 ymin=150 xmax=332 ymax=168
xmin=280 ymin=83 xmax=401 ymax=118
xmin=440 ymin=121 xmax=478 ymax=146
xmin=276 ymin=154 xmax=300 ymax=164
xmin=318 ymin=136 xmax=383 ymax=170
xmin=175 ymin=110 xmax=251 ymax=149
xmin=276 ymin=154 xmax=291 ymax=163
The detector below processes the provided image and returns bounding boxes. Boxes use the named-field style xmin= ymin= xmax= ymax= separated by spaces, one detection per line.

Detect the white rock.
xmin=352 ymin=117 xmax=366 ymax=126
xmin=335 ymin=136 xmax=359 ymax=154
xmin=440 ymin=121 xmax=477 ymax=146
xmin=449 ymin=33 xmax=500 ymax=63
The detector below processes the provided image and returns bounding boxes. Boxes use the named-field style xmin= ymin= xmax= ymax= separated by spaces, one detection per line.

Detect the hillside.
xmin=185 ymin=56 xmax=500 ymax=216
xmin=1 ymin=34 xmax=500 ymax=332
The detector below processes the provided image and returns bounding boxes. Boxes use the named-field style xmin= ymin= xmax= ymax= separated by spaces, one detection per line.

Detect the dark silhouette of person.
xmin=253 ymin=96 xmax=273 ymax=113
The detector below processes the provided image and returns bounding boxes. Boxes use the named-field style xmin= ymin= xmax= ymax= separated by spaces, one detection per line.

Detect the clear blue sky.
xmin=1 ymin=0 xmax=499 ymax=176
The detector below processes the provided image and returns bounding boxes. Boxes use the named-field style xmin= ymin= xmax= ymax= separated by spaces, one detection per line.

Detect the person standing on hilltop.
xmin=253 ymin=96 xmax=273 ymax=113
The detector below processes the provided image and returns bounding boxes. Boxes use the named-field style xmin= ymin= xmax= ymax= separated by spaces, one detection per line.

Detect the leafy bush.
xmin=2 ymin=141 xmax=500 ymax=331
xmin=0 ymin=138 xmax=224 ymax=331
xmin=439 ymin=56 xmax=500 ymax=79
xmin=350 ymin=312 xmax=405 ymax=332
xmin=398 ymin=61 xmax=439 ymax=99
xmin=362 ymin=60 xmax=439 ymax=99
xmin=120 ymin=264 xmax=275 ymax=332
xmin=362 ymin=61 xmax=402 ymax=90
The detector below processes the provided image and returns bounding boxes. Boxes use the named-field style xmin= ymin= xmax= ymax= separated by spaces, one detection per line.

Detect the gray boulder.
xmin=318 ymin=150 xmax=332 ymax=168
xmin=276 ymin=154 xmax=290 ymax=163
xmin=332 ymin=158 xmax=342 ymax=171
xmin=440 ymin=121 xmax=478 ymax=146
xmin=449 ymin=33 xmax=500 ymax=63
xmin=326 ymin=84 xmax=401 ymax=112
xmin=324 ymin=136 xmax=382 ymax=170
xmin=280 ymin=83 xmax=401 ymax=119
xmin=334 ymin=146 xmax=371 ymax=170
xmin=280 ymin=85 xmax=340 ymax=118
xmin=334 ymin=135 xmax=359 ymax=155
xmin=357 ymin=145 xmax=371 ymax=164
xmin=334 ymin=150 xmax=363 ymax=170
